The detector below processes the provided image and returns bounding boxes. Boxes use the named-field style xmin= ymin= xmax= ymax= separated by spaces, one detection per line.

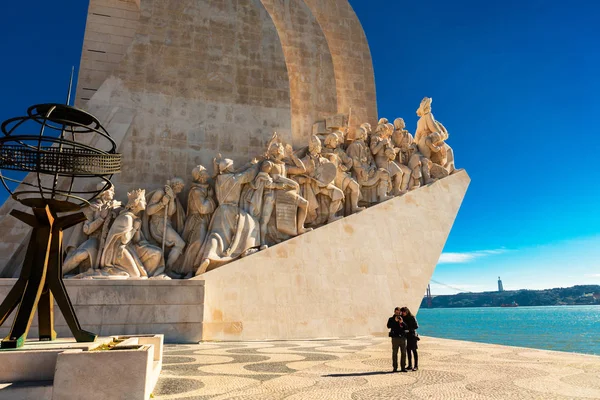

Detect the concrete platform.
xmin=149 ymin=336 xmax=600 ymax=399
xmin=0 ymin=337 xmax=113 ymax=383
xmin=0 ymin=335 xmax=164 ymax=400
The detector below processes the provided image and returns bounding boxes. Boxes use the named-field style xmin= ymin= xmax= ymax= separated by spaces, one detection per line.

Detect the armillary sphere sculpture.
xmin=0 ymin=103 xmax=121 ymax=348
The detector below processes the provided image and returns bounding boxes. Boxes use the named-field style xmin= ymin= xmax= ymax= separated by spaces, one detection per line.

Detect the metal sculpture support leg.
xmin=47 ymin=213 xmax=96 ymax=343
xmin=0 ymin=229 xmax=36 ymax=328
xmin=37 ymin=283 xmax=55 ymax=341
xmin=0 ymin=206 xmax=96 ymax=349
xmin=0 ymin=207 xmax=53 ymax=348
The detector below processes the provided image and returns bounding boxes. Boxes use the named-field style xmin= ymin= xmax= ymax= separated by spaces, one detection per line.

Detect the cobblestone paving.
xmin=153 ymin=337 xmax=600 ymax=399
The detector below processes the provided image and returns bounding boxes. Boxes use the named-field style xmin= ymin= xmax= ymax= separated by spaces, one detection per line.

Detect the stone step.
xmin=0 ymin=381 xmax=52 ymax=400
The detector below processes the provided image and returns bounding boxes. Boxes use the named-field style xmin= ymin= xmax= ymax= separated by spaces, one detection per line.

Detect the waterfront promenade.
xmin=152 ymin=336 xmax=600 ymax=399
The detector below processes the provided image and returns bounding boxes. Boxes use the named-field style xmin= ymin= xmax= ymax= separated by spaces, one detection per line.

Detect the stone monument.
xmin=0 ymin=0 xmax=469 ymax=342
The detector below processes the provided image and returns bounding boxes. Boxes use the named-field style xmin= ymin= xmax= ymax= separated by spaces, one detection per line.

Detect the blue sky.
xmin=1 ymin=1 xmax=599 ymax=294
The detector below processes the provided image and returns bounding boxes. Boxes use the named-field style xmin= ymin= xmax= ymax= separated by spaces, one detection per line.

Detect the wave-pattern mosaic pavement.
xmin=153 ymin=336 xmax=600 ymax=399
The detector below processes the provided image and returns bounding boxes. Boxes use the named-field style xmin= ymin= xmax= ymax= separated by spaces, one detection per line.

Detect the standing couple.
xmin=387 ymin=306 xmax=419 ymax=372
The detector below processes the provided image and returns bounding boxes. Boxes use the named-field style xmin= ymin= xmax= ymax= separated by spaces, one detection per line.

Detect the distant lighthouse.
xmin=498 ymin=276 xmax=504 ymax=292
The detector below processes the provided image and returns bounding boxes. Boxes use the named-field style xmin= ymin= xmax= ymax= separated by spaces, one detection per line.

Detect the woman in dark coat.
xmin=401 ymin=307 xmax=419 ymax=371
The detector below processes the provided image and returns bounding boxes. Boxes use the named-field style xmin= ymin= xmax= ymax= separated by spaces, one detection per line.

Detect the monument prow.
xmin=199 ymin=170 xmax=470 ymax=341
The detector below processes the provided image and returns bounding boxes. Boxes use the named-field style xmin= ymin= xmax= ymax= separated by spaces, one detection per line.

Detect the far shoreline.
xmin=421 ymin=284 xmax=600 ymax=308
xmin=420 ymin=304 xmax=600 ymax=309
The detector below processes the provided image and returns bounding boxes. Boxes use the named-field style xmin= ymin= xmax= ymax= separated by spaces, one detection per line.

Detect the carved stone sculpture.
xmin=242 ymin=160 xmax=297 ymax=250
xmin=346 ymin=126 xmax=392 ymax=204
xmin=63 ymin=183 xmax=121 ymax=276
xmin=392 ymin=118 xmax=429 ymax=188
xmin=415 ymin=97 xmax=444 ymax=144
xmin=62 ymin=105 xmax=458 ymax=280
xmin=195 ymin=157 xmax=260 ymax=275
xmin=144 ymin=178 xmax=186 ymax=274
xmin=415 ymin=98 xmax=456 ymax=179
xmin=322 ymin=132 xmax=364 ymax=215
xmin=370 ymin=121 xmax=409 ymax=195
xmin=360 ymin=122 xmax=372 ymax=137
xmin=262 ymin=136 xmax=312 ymax=241
xmin=178 ymin=166 xmax=216 ymax=278
xmin=100 ymin=189 xmax=164 ymax=278
xmin=290 ymin=136 xmax=344 ymax=226
xmin=392 ymin=118 xmax=416 ymax=165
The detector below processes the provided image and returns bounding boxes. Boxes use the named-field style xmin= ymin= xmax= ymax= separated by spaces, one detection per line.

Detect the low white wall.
xmin=0 ymin=279 xmax=204 ymax=343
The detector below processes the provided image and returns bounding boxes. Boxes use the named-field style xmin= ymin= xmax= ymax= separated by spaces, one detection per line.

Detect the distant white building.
xmin=498 ymin=277 xmax=504 ymax=292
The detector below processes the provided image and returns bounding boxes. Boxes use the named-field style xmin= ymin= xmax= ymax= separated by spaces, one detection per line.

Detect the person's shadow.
xmin=322 ymin=371 xmax=395 ymax=377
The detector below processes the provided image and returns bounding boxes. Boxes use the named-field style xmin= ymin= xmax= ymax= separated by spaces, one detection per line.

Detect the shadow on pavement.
xmin=322 ymin=371 xmax=395 ymax=377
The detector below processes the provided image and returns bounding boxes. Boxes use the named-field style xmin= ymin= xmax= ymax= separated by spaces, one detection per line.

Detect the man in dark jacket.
xmin=387 ymin=307 xmax=408 ymax=372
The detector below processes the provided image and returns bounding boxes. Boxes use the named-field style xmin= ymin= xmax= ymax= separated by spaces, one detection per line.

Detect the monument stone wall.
xmin=0 ymin=0 xmax=378 ymax=277
xmin=0 ymin=0 xmax=467 ymax=345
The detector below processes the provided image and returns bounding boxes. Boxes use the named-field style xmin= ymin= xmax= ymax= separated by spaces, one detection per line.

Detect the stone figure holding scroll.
xmin=347 ymin=126 xmax=392 ymax=204
xmin=144 ymin=178 xmax=186 ymax=273
xmin=100 ymin=189 xmax=164 ymax=277
xmin=179 ymin=166 xmax=216 ymax=278
xmin=63 ymin=183 xmax=121 ymax=276
xmin=195 ymin=156 xmax=260 ymax=275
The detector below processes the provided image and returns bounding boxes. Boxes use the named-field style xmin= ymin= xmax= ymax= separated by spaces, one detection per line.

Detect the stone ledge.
xmin=0 ymin=279 xmax=205 ymax=342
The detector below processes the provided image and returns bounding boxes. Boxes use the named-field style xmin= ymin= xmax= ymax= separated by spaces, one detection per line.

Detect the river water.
xmin=416 ymin=305 xmax=600 ymax=355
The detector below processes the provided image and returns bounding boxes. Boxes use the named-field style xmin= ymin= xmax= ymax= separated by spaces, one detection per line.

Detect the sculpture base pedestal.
xmin=0 ymin=335 xmax=163 ymax=400
xmin=0 ymin=279 xmax=205 ymax=343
